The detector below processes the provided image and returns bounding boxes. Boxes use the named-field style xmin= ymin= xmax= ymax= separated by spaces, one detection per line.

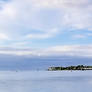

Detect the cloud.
xmin=26 ymin=34 xmax=50 ymax=39
xmin=40 ymin=45 xmax=92 ymax=57
xmin=0 ymin=33 xmax=9 ymax=40
xmin=31 ymin=0 xmax=90 ymax=9
xmin=26 ymin=28 xmax=59 ymax=39
xmin=0 ymin=0 xmax=92 ymax=34
xmin=72 ymin=34 xmax=86 ymax=39
xmin=0 ymin=0 xmax=92 ymax=47
xmin=10 ymin=42 xmax=30 ymax=48
xmin=31 ymin=0 xmax=92 ymax=30
xmin=87 ymin=33 xmax=92 ymax=36
xmin=0 ymin=45 xmax=92 ymax=58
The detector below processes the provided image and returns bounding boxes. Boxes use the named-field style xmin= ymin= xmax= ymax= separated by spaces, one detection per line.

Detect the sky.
xmin=0 ymin=0 xmax=92 ymax=57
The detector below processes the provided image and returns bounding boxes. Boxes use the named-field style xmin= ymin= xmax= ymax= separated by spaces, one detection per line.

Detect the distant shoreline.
xmin=48 ymin=65 xmax=92 ymax=71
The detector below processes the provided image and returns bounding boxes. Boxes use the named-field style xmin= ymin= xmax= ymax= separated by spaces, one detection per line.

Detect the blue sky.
xmin=0 ymin=0 xmax=92 ymax=57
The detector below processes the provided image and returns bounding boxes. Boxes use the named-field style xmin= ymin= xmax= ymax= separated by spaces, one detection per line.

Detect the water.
xmin=0 ymin=71 xmax=92 ymax=92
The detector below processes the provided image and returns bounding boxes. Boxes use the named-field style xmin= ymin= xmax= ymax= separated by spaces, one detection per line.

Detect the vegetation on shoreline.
xmin=48 ymin=65 xmax=92 ymax=71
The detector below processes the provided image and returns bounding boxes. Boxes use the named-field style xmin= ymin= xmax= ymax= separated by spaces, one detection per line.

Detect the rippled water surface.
xmin=0 ymin=71 xmax=92 ymax=92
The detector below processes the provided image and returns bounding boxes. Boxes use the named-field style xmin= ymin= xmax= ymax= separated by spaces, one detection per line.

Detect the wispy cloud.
xmin=0 ymin=45 xmax=92 ymax=58
xmin=72 ymin=34 xmax=86 ymax=39
xmin=40 ymin=45 xmax=92 ymax=57
xmin=26 ymin=28 xmax=59 ymax=39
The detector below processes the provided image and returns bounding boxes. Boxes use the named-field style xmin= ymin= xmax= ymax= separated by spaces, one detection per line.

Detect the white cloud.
xmin=87 ymin=33 xmax=92 ymax=36
xmin=30 ymin=0 xmax=92 ymax=30
xmin=0 ymin=33 xmax=9 ymax=40
xmin=0 ymin=0 xmax=92 ymax=38
xmin=72 ymin=34 xmax=86 ymax=39
xmin=0 ymin=45 xmax=92 ymax=58
xmin=0 ymin=0 xmax=92 ymax=47
xmin=0 ymin=3 xmax=16 ymax=18
xmin=31 ymin=0 xmax=89 ymax=9
xmin=26 ymin=28 xmax=59 ymax=39
xmin=38 ymin=45 xmax=92 ymax=57
xmin=10 ymin=42 xmax=30 ymax=48
xmin=26 ymin=34 xmax=50 ymax=39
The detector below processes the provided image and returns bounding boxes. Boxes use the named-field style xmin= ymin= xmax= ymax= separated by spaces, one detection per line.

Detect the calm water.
xmin=0 ymin=71 xmax=92 ymax=92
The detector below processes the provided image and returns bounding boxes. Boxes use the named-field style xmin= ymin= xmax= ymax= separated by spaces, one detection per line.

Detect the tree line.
xmin=48 ymin=65 xmax=92 ymax=71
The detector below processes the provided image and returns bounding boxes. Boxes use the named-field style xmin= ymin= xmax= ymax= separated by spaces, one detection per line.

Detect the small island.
xmin=48 ymin=65 xmax=92 ymax=71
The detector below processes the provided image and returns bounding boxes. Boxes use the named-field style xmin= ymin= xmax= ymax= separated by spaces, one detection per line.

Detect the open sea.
xmin=0 ymin=71 xmax=91 ymax=92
